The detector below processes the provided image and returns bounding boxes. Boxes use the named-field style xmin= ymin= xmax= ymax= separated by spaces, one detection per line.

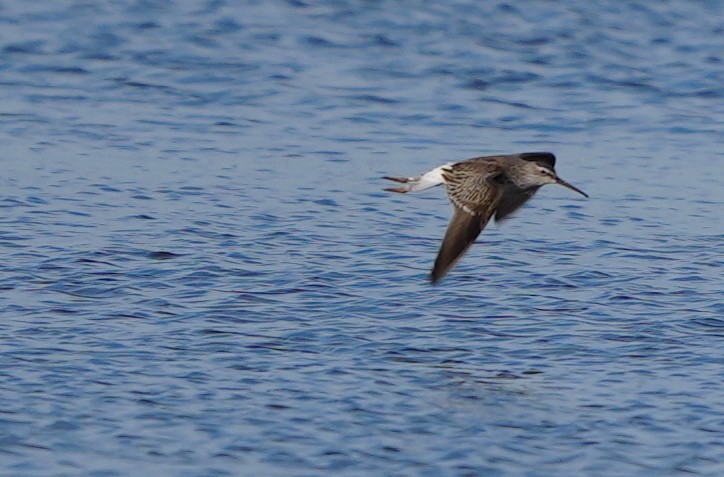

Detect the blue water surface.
xmin=1 ymin=1 xmax=723 ymax=476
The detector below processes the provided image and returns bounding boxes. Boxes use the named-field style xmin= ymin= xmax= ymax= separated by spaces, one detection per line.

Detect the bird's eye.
xmin=537 ymin=167 xmax=552 ymax=176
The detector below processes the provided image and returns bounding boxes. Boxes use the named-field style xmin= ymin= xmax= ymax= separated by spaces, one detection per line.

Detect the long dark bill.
xmin=556 ymin=177 xmax=588 ymax=198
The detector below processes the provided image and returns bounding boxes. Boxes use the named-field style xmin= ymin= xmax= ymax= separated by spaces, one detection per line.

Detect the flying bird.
xmin=384 ymin=152 xmax=588 ymax=283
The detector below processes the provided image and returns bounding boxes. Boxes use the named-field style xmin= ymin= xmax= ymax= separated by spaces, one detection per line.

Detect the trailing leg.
xmin=383 ymin=164 xmax=450 ymax=193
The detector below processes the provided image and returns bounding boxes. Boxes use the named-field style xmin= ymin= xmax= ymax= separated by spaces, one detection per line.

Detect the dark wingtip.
xmin=520 ymin=151 xmax=555 ymax=160
xmin=520 ymin=152 xmax=556 ymax=168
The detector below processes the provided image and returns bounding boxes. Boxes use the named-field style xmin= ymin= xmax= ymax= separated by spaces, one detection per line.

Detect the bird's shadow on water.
xmin=381 ymin=356 xmax=550 ymax=413
xmin=375 ymin=333 xmax=550 ymax=395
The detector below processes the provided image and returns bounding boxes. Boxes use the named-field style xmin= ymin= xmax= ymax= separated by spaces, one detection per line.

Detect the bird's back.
xmin=442 ymin=154 xmax=547 ymax=222
xmin=442 ymin=156 xmax=507 ymax=215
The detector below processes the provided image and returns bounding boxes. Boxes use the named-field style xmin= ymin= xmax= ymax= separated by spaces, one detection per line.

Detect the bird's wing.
xmin=494 ymin=187 xmax=540 ymax=222
xmin=519 ymin=152 xmax=555 ymax=168
xmin=430 ymin=161 xmax=503 ymax=283
xmin=431 ymin=206 xmax=494 ymax=283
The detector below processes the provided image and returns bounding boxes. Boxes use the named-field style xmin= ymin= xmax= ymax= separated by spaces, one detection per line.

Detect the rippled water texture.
xmin=1 ymin=1 xmax=723 ymax=476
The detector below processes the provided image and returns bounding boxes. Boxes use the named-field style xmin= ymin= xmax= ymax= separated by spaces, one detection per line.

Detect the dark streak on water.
xmin=1 ymin=1 xmax=723 ymax=476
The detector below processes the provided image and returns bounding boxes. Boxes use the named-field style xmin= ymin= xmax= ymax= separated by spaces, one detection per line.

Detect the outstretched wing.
xmin=494 ymin=187 xmax=540 ymax=222
xmin=519 ymin=152 xmax=555 ymax=168
xmin=430 ymin=160 xmax=503 ymax=283
xmin=431 ymin=206 xmax=494 ymax=283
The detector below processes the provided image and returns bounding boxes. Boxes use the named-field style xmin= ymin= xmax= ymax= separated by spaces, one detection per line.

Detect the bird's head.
xmin=520 ymin=157 xmax=588 ymax=198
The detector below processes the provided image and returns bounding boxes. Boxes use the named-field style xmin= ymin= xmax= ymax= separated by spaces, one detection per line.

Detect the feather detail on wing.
xmin=494 ymin=187 xmax=540 ymax=222
xmin=431 ymin=207 xmax=492 ymax=284
xmin=429 ymin=161 xmax=505 ymax=283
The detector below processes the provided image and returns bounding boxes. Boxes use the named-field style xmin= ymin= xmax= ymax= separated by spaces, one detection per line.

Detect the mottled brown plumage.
xmin=384 ymin=152 xmax=588 ymax=283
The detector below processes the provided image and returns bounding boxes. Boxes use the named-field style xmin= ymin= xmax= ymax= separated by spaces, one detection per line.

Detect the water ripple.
xmin=1 ymin=1 xmax=723 ymax=476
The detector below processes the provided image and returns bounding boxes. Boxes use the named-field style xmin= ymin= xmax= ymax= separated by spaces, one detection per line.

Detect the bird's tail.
xmin=383 ymin=164 xmax=450 ymax=193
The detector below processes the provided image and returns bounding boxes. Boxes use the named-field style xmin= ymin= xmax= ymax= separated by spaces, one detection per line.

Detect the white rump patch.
xmin=406 ymin=164 xmax=452 ymax=192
